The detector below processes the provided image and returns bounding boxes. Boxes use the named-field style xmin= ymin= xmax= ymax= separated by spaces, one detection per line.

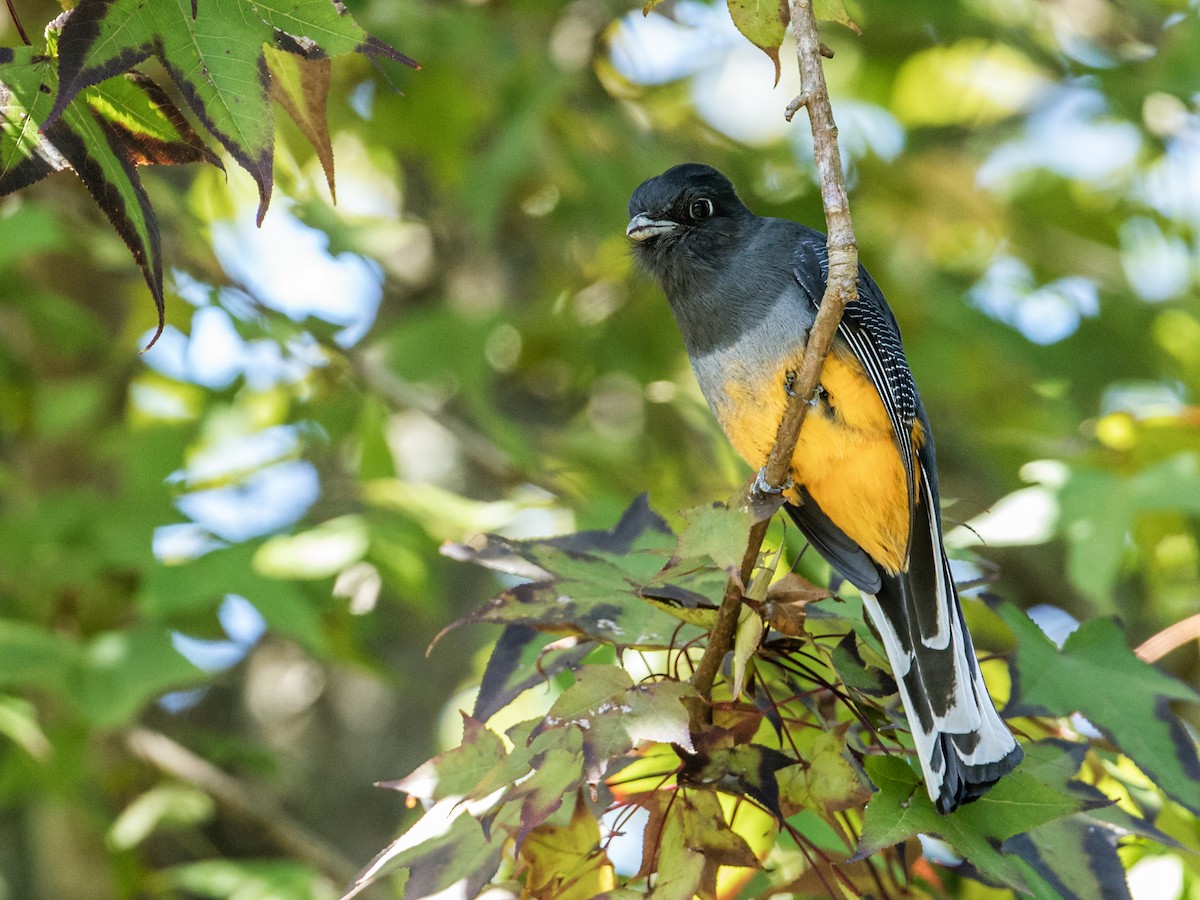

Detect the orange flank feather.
xmin=712 ymin=345 xmax=924 ymax=574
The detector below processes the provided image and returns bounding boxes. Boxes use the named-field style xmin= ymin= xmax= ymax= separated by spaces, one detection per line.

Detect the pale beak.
xmin=626 ymin=213 xmax=677 ymax=242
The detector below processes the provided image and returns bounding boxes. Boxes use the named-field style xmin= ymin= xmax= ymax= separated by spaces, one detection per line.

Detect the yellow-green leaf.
xmin=727 ymin=0 xmax=788 ymax=85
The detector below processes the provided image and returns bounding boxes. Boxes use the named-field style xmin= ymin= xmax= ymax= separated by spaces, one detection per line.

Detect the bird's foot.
xmin=783 ymin=371 xmax=827 ymax=407
xmin=753 ymin=467 xmax=794 ymax=498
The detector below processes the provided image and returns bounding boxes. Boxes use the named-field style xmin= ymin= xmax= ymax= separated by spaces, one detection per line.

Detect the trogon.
xmin=626 ymin=163 xmax=1022 ymax=814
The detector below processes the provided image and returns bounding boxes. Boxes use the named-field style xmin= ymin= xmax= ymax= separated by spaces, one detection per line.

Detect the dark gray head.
xmin=626 ymin=164 xmax=753 ymax=288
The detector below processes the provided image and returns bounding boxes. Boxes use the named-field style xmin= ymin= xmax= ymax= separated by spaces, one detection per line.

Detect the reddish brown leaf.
xmin=265 ymin=47 xmax=336 ymax=201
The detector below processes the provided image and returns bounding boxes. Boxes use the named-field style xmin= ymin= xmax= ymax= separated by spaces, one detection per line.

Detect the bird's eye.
xmin=689 ymin=198 xmax=714 ymax=220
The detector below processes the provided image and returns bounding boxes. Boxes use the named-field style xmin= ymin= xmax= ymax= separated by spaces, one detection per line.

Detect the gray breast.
xmin=686 ymin=288 xmax=811 ymax=422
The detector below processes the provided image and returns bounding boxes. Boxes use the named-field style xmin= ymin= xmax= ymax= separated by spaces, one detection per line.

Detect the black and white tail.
xmin=860 ymin=460 xmax=1022 ymax=813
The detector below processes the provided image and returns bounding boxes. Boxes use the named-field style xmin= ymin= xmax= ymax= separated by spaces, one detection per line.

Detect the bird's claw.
xmin=784 ymin=371 xmax=827 ymax=407
xmin=753 ymin=467 xmax=793 ymax=497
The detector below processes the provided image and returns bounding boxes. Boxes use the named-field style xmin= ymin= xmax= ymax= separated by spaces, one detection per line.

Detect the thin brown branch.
xmin=688 ymin=0 xmax=860 ymax=733
xmin=1136 ymin=613 xmax=1200 ymax=663
xmin=124 ymin=728 xmax=358 ymax=885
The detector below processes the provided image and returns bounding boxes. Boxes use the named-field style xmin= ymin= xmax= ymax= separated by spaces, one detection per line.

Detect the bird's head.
xmin=626 ymin=164 xmax=750 ymax=280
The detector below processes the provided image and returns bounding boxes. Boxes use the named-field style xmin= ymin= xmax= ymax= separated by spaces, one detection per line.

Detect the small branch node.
xmin=819 ymin=42 xmax=834 ymax=58
xmin=784 ymin=92 xmax=810 ymax=122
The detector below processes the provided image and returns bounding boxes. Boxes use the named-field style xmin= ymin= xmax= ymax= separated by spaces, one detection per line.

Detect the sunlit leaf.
xmin=726 ymin=0 xmax=787 ymax=85
xmin=108 ymin=784 xmax=215 ymax=850
xmin=648 ymin=788 xmax=760 ymax=900
xmin=777 ymin=726 xmax=872 ymax=815
xmin=520 ymin=792 xmax=615 ymax=899
xmin=473 ymin=626 xmax=594 ymax=723
xmin=47 ymin=0 xmax=417 ymax=223
xmin=444 ymin=498 xmax=707 ymax=651
xmin=253 ymin=514 xmax=369 ymax=579
xmin=84 ymin=71 xmax=220 ymax=168
xmin=540 ymin=665 xmax=697 ymax=770
xmin=814 ymin=0 xmax=861 ymax=33
xmin=265 ymin=47 xmax=335 ymax=200
xmin=672 ymin=501 xmax=754 ymax=579
xmin=731 ymin=604 xmax=763 ymax=699
xmin=343 ymin=804 xmax=504 ymax=900
xmin=381 ymin=714 xmax=507 ymax=803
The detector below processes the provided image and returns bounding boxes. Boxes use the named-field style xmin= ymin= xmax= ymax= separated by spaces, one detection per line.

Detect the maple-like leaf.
xmin=46 ymin=0 xmax=417 ymax=224
xmin=999 ymin=603 xmax=1200 ymax=816
xmin=379 ymin=714 xmax=506 ymax=804
xmin=520 ymin=793 xmax=615 ymax=900
xmin=855 ymin=754 xmax=1099 ymax=893
xmin=2 ymin=47 xmax=166 ymax=344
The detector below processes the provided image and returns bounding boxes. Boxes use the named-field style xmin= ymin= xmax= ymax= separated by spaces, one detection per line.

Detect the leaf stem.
xmin=4 ymin=0 xmax=30 ymax=45
xmin=687 ymin=0 xmax=860 ymax=733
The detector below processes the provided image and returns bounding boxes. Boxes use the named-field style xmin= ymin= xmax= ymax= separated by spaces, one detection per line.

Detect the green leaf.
xmin=449 ymin=493 xmax=677 ymax=585
xmin=731 ymin=604 xmax=763 ymax=700
xmin=343 ymin=803 xmax=505 ymax=900
xmin=680 ymin=733 xmax=796 ymax=818
xmin=521 ymin=793 xmax=614 ymax=899
xmin=650 ymin=788 xmax=759 ymax=900
xmin=166 ymin=858 xmax=337 ymax=899
xmin=992 ymin=741 xmax=1142 ymax=899
xmin=541 ymin=666 xmax=697 ymax=771
xmin=74 ymin=627 xmax=204 ymax=726
xmin=445 ymin=498 xmax=707 ymax=648
xmin=0 ymin=619 xmax=80 ymax=694
xmin=48 ymin=0 xmax=417 ymax=223
xmin=108 ymin=784 xmax=215 ymax=850
xmin=473 ymin=626 xmax=594 ymax=723
xmin=1058 ymin=455 xmax=1200 ymax=607
xmin=1 ymin=46 xmax=165 ymax=344
xmin=382 ymin=715 xmax=507 ymax=803
xmin=507 ymin=745 xmax=586 ymax=847
xmin=253 ymin=514 xmax=369 ymax=579
xmin=998 ymin=603 xmax=1200 ymax=816
xmin=451 ymin=578 xmax=704 ymax=650
xmin=777 ymin=726 xmax=872 ymax=815
xmin=672 ymin=501 xmax=754 ymax=578
xmin=0 ymin=695 xmax=52 ymax=760
xmin=726 ymin=0 xmax=788 ymax=85
xmin=814 ymin=0 xmax=861 ymax=34
xmin=1005 ymin=818 xmax=1131 ymax=900
xmin=856 ymin=755 xmax=1094 ymax=893
xmin=84 ymin=71 xmax=220 ymax=168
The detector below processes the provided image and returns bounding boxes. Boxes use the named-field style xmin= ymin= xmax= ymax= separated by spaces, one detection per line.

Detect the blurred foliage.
xmin=1 ymin=0 xmax=1200 ymax=897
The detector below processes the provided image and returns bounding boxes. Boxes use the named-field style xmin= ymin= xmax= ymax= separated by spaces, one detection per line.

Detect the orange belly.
xmin=712 ymin=347 xmax=921 ymax=574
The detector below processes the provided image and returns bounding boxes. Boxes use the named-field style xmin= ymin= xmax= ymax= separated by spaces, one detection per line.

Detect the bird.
xmin=626 ymin=162 xmax=1023 ymax=814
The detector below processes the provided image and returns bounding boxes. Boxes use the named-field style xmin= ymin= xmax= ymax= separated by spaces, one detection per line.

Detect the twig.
xmin=1136 ymin=613 xmax=1200 ymax=663
xmin=4 ymin=0 xmax=30 ymax=45
xmin=688 ymin=0 xmax=859 ymax=731
xmin=124 ymin=728 xmax=358 ymax=885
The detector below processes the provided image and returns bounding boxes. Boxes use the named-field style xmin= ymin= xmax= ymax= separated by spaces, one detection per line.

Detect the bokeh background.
xmin=2 ymin=0 xmax=1199 ymax=896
